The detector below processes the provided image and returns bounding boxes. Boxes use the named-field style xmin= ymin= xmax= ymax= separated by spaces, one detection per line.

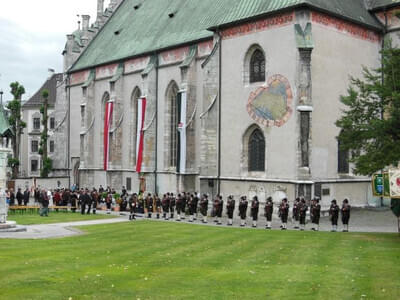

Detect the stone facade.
xmin=66 ymin=5 xmax=387 ymax=209
xmin=21 ymin=1 xmax=400 ymax=208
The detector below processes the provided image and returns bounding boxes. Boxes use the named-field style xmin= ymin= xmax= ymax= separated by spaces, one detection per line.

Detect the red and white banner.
xmin=103 ymin=100 xmax=114 ymax=170
xmin=136 ymin=97 xmax=147 ymax=173
xmin=177 ymin=91 xmax=187 ymax=174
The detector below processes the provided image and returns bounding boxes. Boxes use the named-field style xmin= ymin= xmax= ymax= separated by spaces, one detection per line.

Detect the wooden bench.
xmin=8 ymin=205 xmax=78 ymax=214
xmin=8 ymin=205 xmax=40 ymax=215
xmin=50 ymin=206 xmax=77 ymax=212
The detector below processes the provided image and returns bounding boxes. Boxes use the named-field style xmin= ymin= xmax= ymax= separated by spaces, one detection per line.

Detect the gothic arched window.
xmin=165 ymin=82 xmax=179 ymax=169
xmin=250 ymin=49 xmax=265 ymax=83
xmin=248 ymin=128 xmax=265 ymax=172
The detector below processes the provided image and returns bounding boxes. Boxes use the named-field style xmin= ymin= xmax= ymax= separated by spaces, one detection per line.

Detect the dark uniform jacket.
xmin=91 ymin=191 xmax=98 ymax=207
xmin=16 ymin=191 xmax=24 ymax=205
xmin=238 ymin=199 xmax=248 ymax=219
xmin=62 ymin=190 xmax=71 ymax=206
xmin=264 ymin=201 xmax=273 ymax=220
xmin=23 ymin=190 xmax=30 ymax=205
xmin=341 ymin=203 xmax=351 ymax=224
xmin=193 ymin=196 xmax=199 ymax=212
xmin=311 ymin=203 xmax=321 ymax=223
xmin=214 ymin=198 xmax=223 ymax=217
xmin=181 ymin=195 xmax=187 ymax=212
xmin=169 ymin=196 xmax=176 ymax=212
xmin=299 ymin=202 xmax=308 ymax=224
xmin=251 ymin=199 xmax=260 ymax=220
xmin=80 ymin=193 xmax=92 ymax=205
xmin=162 ymin=196 xmax=170 ymax=212
xmin=329 ymin=204 xmax=340 ymax=224
xmin=299 ymin=203 xmax=308 ymax=218
xmin=189 ymin=196 xmax=197 ymax=214
xmin=155 ymin=196 xmax=162 ymax=209
xmin=145 ymin=196 xmax=154 ymax=211
xmin=200 ymin=198 xmax=208 ymax=216
xmin=279 ymin=202 xmax=289 ymax=222
xmin=226 ymin=199 xmax=235 ymax=218
xmin=293 ymin=201 xmax=300 ymax=220
xmin=176 ymin=195 xmax=183 ymax=212
xmin=129 ymin=196 xmax=137 ymax=213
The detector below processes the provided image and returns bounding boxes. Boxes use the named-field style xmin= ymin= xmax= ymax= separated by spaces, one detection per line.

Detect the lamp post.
xmin=0 ymin=89 xmax=3 ymax=106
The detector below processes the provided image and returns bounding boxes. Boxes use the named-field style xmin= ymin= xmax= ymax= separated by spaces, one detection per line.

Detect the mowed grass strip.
xmin=7 ymin=212 xmax=117 ymax=225
xmin=0 ymin=221 xmax=399 ymax=300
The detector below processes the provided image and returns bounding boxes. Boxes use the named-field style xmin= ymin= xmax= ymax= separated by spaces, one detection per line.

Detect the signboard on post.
xmin=389 ymin=169 xmax=400 ymax=199
xmin=372 ymin=174 xmax=383 ymax=197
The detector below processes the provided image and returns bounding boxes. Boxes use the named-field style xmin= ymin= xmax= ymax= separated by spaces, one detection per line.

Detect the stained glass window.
xmin=250 ymin=50 xmax=265 ymax=83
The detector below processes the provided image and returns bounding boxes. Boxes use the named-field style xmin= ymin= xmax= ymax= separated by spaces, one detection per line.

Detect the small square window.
xmin=33 ymin=118 xmax=40 ymax=130
xmin=126 ymin=177 xmax=132 ymax=191
xmin=322 ymin=188 xmax=330 ymax=196
xmin=31 ymin=160 xmax=38 ymax=172
xmin=31 ymin=140 xmax=39 ymax=153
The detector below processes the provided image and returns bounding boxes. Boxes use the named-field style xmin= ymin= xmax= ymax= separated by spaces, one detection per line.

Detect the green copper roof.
xmin=70 ymin=0 xmax=383 ymax=72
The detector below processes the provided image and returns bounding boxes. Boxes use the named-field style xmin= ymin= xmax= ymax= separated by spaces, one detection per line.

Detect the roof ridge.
xmin=70 ymin=0 xmax=383 ymax=73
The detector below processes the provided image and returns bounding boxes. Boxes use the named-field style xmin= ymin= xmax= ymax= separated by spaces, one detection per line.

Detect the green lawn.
xmin=7 ymin=212 xmax=116 ymax=225
xmin=0 ymin=221 xmax=399 ymax=300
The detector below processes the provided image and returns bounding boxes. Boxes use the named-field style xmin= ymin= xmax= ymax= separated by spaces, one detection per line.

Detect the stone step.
xmin=0 ymin=221 xmax=17 ymax=230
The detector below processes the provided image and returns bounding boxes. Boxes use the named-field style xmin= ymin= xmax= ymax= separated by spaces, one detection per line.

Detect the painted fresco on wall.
xmin=312 ymin=11 xmax=380 ymax=43
xmin=70 ymin=70 xmax=89 ymax=85
xmin=221 ymin=12 xmax=294 ymax=40
xmin=247 ymin=74 xmax=293 ymax=127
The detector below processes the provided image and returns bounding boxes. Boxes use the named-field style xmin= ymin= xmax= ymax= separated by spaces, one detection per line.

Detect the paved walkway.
xmin=133 ymin=208 xmax=399 ymax=233
xmin=0 ymin=215 xmax=129 ymax=239
xmin=0 ymin=208 xmax=398 ymax=239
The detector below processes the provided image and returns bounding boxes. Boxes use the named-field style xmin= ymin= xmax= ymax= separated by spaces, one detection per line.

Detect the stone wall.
xmin=200 ymin=38 xmax=219 ymax=178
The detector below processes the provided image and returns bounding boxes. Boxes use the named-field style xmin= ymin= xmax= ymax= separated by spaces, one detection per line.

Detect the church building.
xmin=65 ymin=0 xmax=400 ymax=207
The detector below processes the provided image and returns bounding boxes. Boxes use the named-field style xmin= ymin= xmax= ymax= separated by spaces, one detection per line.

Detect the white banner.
xmin=389 ymin=169 xmax=400 ymax=198
xmin=136 ymin=97 xmax=146 ymax=173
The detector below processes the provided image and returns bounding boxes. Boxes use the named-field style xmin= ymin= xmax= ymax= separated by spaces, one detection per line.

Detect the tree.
xmin=336 ymin=41 xmax=400 ymax=176
xmin=40 ymin=89 xmax=52 ymax=177
xmin=7 ymin=82 xmax=26 ymax=178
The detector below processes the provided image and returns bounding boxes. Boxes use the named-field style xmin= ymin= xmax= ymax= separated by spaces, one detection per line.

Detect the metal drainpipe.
xmin=380 ymin=11 xmax=388 ymax=207
xmin=67 ymin=74 xmax=71 ymax=189
xmin=217 ymin=30 xmax=222 ymax=196
xmin=381 ymin=10 xmax=388 ymax=112
xmin=154 ymin=54 xmax=159 ymax=195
